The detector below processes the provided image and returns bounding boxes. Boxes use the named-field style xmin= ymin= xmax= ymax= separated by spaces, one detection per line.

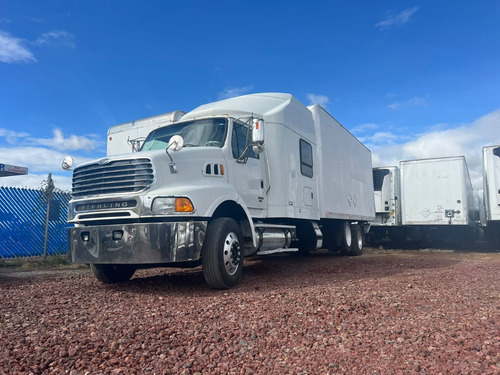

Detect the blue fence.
xmin=0 ymin=187 xmax=70 ymax=258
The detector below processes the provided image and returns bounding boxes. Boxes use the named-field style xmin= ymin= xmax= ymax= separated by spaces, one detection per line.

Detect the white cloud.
xmin=370 ymin=109 xmax=500 ymax=189
xmin=388 ymin=96 xmax=428 ymax=110
xmin=35 ymin=30 xmax=75 ymax=49
xmin=306 ymin=93 xmax=330 ymax=108
xmin=218 ymin=85 xmax=254 ymax=100
xmin=0 ymin=128 xmax=31 ymax=144
xmin=2 ymin=127 xmax=99 ymax=151
xmin=0 ymin=126 xmax=102 ymax=190
xmin=1 ymin=146 xmax=77 ymax=172
xmin=27 ymin=128 xmax=99 ymax=151
xmin=0 ymin=30 xmax=36 ymax=63
xmin=360 ymin=131 xmax=408 ymax=146
xmin=351 ymin=123 xmax=380 ymax=134
xmin=408 ymin=96 xmax=428 ymax=106
xmin=376 ymin=7 xmax=419 ymax=29
xmin=0 ymin=29 xmax=75 ymax=64
xmin=0 ymin=146 xmax=95 ymax=190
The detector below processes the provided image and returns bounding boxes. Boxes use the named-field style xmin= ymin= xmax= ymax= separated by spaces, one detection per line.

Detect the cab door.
xmin=229 ymin=120 xmax=267 ymax=213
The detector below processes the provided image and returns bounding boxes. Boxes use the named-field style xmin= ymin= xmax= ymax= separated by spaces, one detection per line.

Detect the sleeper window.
xmin=300 ymin=139 xmax=313 ymax=178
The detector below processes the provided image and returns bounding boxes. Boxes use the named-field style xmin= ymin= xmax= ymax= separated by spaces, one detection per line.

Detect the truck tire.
xmin=350 ymin=224 xmax=364 ymax=256
xmin=339 ymin=222 xmax=352 ymax=256
xmin=90 ymin=264 xmax=136 ymax=283
xmin=202 ymin=217 xmax=243 ymax=289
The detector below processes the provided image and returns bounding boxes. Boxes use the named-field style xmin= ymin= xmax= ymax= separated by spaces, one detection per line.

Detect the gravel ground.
xmin=1 ymin=248 xmax=500 ymax=375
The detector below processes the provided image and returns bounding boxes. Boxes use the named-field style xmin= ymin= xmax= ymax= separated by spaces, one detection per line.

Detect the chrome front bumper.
xmin=68 ymin=221 xmax=207 ymax=264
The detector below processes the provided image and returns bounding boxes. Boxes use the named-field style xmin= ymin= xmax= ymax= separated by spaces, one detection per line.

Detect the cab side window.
xmin=300 ymin=139 xmax=313 ymax=178
xmin=232 ymin=121 xmax=258 ymax=159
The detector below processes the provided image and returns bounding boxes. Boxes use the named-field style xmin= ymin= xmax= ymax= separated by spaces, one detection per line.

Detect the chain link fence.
xmin=0 ymin=181 xmax=70 ymax=259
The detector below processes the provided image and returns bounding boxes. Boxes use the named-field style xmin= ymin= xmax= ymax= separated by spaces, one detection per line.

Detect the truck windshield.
xmin=141 ymin=118 xmax=228 ymax=151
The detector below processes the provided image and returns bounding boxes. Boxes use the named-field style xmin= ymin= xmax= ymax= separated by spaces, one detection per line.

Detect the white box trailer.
xmin=65 ymin=93 xmax=375 ymax=289
xmin=482 ymin=145 xmax=500 ymax=246
xmin=107 ymin=111 xmax=185 ymax=156
xmin=401 ymin=156 xmax=477 ymax=226
xmin=370 ymin=157 xmax=479 ymax=244
xmin=310 ymin=105 xmax=375 ymax=222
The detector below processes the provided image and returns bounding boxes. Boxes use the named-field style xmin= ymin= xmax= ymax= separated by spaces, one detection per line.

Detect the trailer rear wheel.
xmin=350 ymin=224 xmax=364 ymax=256
xmin=90 ymin=264 xmax=136 ymax=283
xmin=202 ymin=217 xmax=243 ymax=289
xmin=339 ymin=222 xmax=352 ymax=255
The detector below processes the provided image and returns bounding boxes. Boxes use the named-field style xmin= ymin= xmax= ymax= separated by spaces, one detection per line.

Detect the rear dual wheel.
xmin=339 ymin=222 xmax=352 ymax=255
xmin=350 ymin=224 xmax=364 ymax=256
xmin=339 ymin=222 xmax=364 ymax=256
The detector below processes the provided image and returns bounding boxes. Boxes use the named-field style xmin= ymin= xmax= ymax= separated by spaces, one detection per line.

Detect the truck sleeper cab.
xmin=66 ymin=93 xmax=375 ymax=289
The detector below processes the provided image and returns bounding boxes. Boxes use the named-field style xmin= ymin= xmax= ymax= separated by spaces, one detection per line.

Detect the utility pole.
xmin=43 ymin=173 xmax=55 ymax=260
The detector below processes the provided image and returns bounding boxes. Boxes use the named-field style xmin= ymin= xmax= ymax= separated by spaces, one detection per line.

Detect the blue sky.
xmin=1 ymin=1 xmax=499 ymax=191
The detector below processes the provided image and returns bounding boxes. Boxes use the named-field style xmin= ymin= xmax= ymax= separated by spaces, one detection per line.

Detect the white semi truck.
xmin=65 ymin=93 xmax=375 ymax=289
xmin=481 ymin=145 xmax=500 ymax=246
xmin=370 ymin=156 xmax=478 ymax=245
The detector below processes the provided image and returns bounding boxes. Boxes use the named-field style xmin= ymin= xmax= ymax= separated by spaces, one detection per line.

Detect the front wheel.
xmin=202 ymin=218 xmax=243 ymax=289
xmin=90 ymin=264 xmax=136 ymax=283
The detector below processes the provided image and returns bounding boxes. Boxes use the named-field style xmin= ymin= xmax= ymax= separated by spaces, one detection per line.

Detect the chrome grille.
xmin=72 ymin=158 xmax=154 ymax=198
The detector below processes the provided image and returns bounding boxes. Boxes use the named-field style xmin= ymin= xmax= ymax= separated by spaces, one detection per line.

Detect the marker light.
xmin=175 ymin=198 xmax=194 ymax=212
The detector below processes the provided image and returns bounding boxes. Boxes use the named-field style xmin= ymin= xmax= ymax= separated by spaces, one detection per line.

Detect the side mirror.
xmin=61 ymin=156 xmax=74 ymax=171
xmin=252 ymin=118 xmax=264 ymax=154
xmin=166 ymin=135 xmax=184 ymax=174
xmin=167 ymin=135 xmax=184 ymax=152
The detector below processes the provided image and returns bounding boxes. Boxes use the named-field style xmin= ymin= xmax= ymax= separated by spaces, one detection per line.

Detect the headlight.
xmin=152 ymin=197 xmax=194 ymax=214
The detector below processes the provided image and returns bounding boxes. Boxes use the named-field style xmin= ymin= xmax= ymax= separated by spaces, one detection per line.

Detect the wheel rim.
xmin=356 ymin=229 xmax=363 ymax=249
xmin=345 ymin=225 xmax=352 ymax=247
xmin=223 ymin=231 xmax=240 ymax=276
